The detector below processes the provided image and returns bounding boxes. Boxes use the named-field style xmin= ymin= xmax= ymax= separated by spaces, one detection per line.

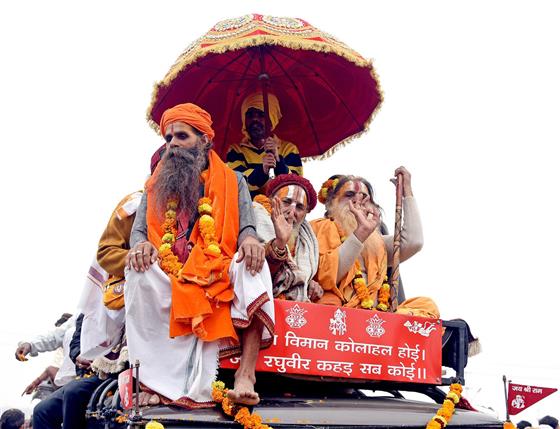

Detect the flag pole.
xmin=503 ymin=375 xmax=510 ymax=421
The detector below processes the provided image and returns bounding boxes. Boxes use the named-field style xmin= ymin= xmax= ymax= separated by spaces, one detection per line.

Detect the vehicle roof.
xmin=138 ymin=395 xmax=503 ymax=428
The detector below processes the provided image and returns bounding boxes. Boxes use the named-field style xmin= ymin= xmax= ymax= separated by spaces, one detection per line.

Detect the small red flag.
xmin=118 ymin=368 xmax=134 ymax=410
xmin=507 ymin=382 xmax=557 ymax=415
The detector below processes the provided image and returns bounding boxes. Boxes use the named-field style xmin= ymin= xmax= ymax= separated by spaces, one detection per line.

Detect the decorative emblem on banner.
xmin=511 ymin=394 xmax=525 ymax=409
xmin=285 ymin=304 xmax=308 ymax=329
xmin=366 ymin=314 xmax=386 ymax=338
xmin=404 ymin=320 xmax=437 ymax=337
xmin=329 ymin=308 xmax=347 ymax=335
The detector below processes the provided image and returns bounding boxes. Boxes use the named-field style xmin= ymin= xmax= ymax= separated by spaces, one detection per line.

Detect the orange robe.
xmin=146 ymin=150 xmax=240 ymax=341
xmin=311 ymin=218 xmax=439 ymax=318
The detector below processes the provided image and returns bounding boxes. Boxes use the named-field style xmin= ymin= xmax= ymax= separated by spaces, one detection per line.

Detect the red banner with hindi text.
xmin=221 ymin=300 xmax=442 ymax=384
xmin=508 ymin=382 xmax=557 ymax=415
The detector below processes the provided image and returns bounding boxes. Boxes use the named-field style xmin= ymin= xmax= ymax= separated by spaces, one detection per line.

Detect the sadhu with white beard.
xmin=252 ymin=174 xmax=323 ymax=302
xmin=311 ymin=167 xmax=439 ymax=317
xmin=125 ymin=103 xmax=274 ymax=408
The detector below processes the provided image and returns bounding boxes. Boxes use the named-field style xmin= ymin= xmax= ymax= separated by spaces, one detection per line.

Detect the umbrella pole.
xmin=389 ymin=173 xmax=403 ymax=312
xmin=259 ymin=46 xmax=275 ymax=179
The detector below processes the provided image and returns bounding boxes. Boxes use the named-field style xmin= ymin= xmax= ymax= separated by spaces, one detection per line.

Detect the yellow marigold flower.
xmin=165 ymin=209 xmax=176 ymax=218
xmin=198 ymin=203 xmax=213 ymax=215
xmin=332 ymin=178 xmax=339 ymax=188
xmin=354 ymin=277 xmax=366 ymax=286
xmin=450 ymin=383 xmax=463 ymax=394
xmin=446 ymin=391 xmax=460 ymax=404
xmin=376 ymin=303 xmax=388 ymax=311
xmin=361 ymin=298 xmax=374 ymax=309
xmin=199 ymin=197 xmax=212 ymax=206
xmin=212 ymin=380 xmax=225 ymax=391
xmin=145 ymin=421 xmax=165 ymax=429
xmin=199 ymin=214 xmax=215 ymax=228
xmin=162 ymin=233 xmax=175 ymax=243
xmin=167 ymin=200 xmax=178 ymax=210
xmin=159 ymin=243 xmax=171 ymax=252
xmin=207 ymin=243 xmax=221 ymax=256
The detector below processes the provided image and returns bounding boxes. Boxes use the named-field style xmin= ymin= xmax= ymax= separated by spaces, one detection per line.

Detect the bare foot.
xmin=226 ymin=376 xmax=260 ymax=406
xmin=133 ymin=392 xmax=161 ymax=407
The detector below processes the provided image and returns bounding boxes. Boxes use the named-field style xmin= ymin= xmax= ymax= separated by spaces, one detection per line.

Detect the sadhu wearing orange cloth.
xmin=125 ymin=103 xmax=274 ymax=408
xmin=311 ymin=167 xmax=439 ymax=317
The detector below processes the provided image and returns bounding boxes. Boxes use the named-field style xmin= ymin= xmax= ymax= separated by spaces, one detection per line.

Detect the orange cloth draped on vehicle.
xmin=311 ymin=218 xmax=387 ymax=308
xmin=311 ymin=218 xmax=440 ymax=318
xmin=146 ymin=150 xmax=240 ymax=341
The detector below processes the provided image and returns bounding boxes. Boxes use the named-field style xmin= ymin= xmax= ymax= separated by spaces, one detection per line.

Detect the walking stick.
xmin=389 ymin=173 xmax=403 ymax=312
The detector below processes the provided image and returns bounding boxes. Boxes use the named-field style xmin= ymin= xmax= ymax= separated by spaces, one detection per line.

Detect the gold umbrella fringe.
xmin=146 ymin=34 xmax=382 ymax=136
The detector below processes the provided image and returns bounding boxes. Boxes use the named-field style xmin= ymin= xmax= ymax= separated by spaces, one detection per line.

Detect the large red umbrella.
xmin=147 ymin=14 xmax=383 ymax=160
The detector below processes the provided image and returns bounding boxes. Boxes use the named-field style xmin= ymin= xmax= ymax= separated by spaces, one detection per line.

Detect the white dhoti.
xmin=125 ymin=254 xmax=274 ymax=407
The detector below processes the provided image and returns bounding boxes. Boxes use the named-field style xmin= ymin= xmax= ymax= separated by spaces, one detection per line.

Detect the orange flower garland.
xmin=425 ymin=383 xmax=462 ymax=429
xmin=211 ymin=381 xmax=272 ymax=429
xmin=198 ymin=197 xmax=221 ymax=257
xmin=159 ymin=199 xmax=183 ymax=276
xmin=158 ymin=197 xmax=221 ymax=274
xmin=376 ymin=276 xmax=391 ymax=312
xmin=351 ymin=261 xmax=374 ymax=309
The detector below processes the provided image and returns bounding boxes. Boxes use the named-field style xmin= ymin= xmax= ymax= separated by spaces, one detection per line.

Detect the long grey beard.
xmin=153 ymin=145 xmax=207 ymax=216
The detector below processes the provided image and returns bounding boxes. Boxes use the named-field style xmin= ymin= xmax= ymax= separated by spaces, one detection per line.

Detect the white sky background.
xmin=1 ymin=0 xmax=559 ymax=423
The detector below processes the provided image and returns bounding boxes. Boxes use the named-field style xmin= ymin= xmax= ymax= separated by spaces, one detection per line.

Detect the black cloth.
xmin=32 ymin=375 xmax=103 ymax=429
xmin=69 ymin=314 xmax=89 ymax=377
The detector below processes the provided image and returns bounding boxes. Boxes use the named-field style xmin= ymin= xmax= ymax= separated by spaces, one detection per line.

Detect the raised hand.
xmin=390 ymin=166 xmax=413 ymax=197
xmin=350 ymin=196 xmax=380 ymax=243
xmin=271 ymin=197 xmax=292 ymax=249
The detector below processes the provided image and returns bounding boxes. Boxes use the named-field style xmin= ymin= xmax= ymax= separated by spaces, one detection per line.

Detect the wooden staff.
xmin=389 ymin=173 xmax=403 ymax=312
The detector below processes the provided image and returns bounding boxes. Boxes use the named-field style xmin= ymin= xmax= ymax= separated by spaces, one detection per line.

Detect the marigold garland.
xmin=336 ymin=224 xmax=388 ymax=310
xmin=425 ymin=383 xmax=462 ymax=429
xmin=197 ymin=197 xmax=221 ymax=257
xmin=318 ymin=178 xmax=339 ymax=204
xmin=145 ymin=421 xmax=165 ymax=429
xmin=159 ymin=197 xmax=222 ymax=275
xmin=159 ymin=199 xmax=182 ymax=276
xmin=351 ymin=262 xmax=374 ymax=309
xmin=211 ymin=381 xmax=272 ymax=429
xmin=376 ymin=276 xmax=391 ymax=312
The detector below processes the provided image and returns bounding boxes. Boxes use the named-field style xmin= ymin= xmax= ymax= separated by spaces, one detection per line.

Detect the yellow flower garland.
xmin=159 ymin=199 xmax=183 ymax=276
xmin=425 ymin=383 xmax=462 ymax=428
xmin=198 ymin=197 xmax=221 ymax=257
xmin=211 ymin=381 xmax=272 ymax=429
xmin=158 ymin=197 xmax=222 ymax=276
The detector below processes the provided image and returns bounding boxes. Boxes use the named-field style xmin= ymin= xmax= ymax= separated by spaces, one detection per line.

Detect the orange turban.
xmin=241 ymin=92 xmax=282 ymax=137
xmin=159 ymin=103 xmax=215 ymax=140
